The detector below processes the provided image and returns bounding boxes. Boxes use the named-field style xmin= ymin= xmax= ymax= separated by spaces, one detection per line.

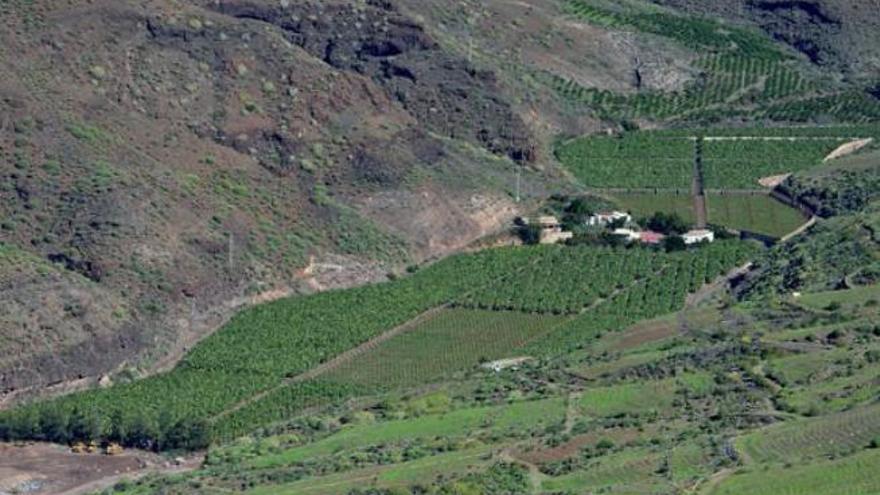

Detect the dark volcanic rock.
xmin=210 ymin=0 xmax=536 ymax=162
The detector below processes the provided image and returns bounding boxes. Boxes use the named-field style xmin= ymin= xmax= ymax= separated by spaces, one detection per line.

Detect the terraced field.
xmin=797 ymin=284 xmax=880 ymax=309
xmin=248 ymin=446 xmax=496 ymax=495
xmin=779 ymin=363 xmax=880 ymax=415
xmin=704 ymin=193 xmax=807 ymax=237
xmin=611 ymin=191 xmax=697 ymax=224
xmin=323 ymin=309 xmax=567 ymax=388
xmin=0 ymin=241 xmax=757 ymax=447
xmin=709 ymin=449 xmax=880 ymax=495
xmin=576 ymin=373 xmax=714 ymax=418
xmin=555 ymin=134 xmax=694 ymax=189
xmin=702 ymin=139 xmax=842 ymax=189
xmin=737 ymin=404 xmax=880 ymax=464
xmin=541 ymin=447 xmax=666 ymax=494
xmin=613 ymin=191 xmax=807 ymax=237
xmin=245 ymin=397 xmax=565 ymax=470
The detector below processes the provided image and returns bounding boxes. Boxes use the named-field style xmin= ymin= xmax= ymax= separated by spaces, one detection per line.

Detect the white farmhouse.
xmin=683 ymin=229 xmax=715 ymax=245
xmin=587 ymin=211 xmax=632 ymax=227
xmin=612 ymin=228 xmax=641 ymax=242
xmin=518 ymin=216 xmax=573 ymax=245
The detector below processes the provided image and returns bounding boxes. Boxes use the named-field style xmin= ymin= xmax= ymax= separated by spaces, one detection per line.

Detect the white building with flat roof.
xmin=683 ymin=229 xmax=715 ymax=245
xmin=587 ymin=211 xmax=632 ymax=227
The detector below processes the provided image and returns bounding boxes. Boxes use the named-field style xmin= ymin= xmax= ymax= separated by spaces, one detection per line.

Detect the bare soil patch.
xmin=758 ymin=173 xmax=792 ymax=188
xmin=0 ymin=442 xmax=199 ymax=495
xmin=823 ymin=138 xmax=874 ymax=162
xmin=515 ymin=428 xmax=643 ymax=464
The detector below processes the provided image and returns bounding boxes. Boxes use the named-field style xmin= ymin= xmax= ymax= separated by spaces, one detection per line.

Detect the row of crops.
xmin=554 ymin=1 xmax=880 ymax=125
xmin=527 ymin=240 xmax=758 ymax=355
xmin=550 ymin=72 xmax=880 ymax=125
xmin=0 ymin=248 xmax=536 ymax=448
xmin=455 ymin=245 xmax=669 ymax=314
xmin=562 ymin=0 xmax=781 ymax=58
xmin=555 ymin=133 xmax=694 ymax=189
xmin=0 ymin=241 xmax=759 ymax=448
xmin=757 ymin=91 xmax=880 ymax=124
xmin=214 ymin=242 xmax=760 ymax=440
xmin=702 ymin=139 xmax=841 ymax=189
xmin=650 ymin=124 xmax=880 ymax=139
xmin=557 ymin=127 xmax=875 ymax=190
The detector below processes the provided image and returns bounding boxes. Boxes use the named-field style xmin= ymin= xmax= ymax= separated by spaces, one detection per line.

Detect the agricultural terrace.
xmin=701 ymin=139 xmax=842 ymax=189
xmin=709 ymin=449 xmax=880 ymax=495
xmin=78 ymin=277 xmax=880 ymax=494
xmin=555 ymin=133 xmax=693 ymax=189
xmin=779 ymin=360 xmax=880 ymax=416
xmin=244 ymin=397 xmax=566 ymax=470
xmin=558 ymin=127 xmax=877 ymax=191
xmin=612 ymin=191 xmax=807 ymax=237
xmin=0 ymin=241 xmax=758 ymax=448
xmin=558 ymin=125 xmax=879 ymax=237
xmin=736 ymin=404 xmax=880 ymax=464
xmin=704 ymin=193 xmax=807 ymax=237
xmin=610 ymin=192 xmax=697 ymax=224
xmin=317 ymin=244 xmax=755 ymax=400
xmin=323 ymin=309 xmax=568 ymax=388
xmin=554 ymin=1 xmax=880 ymax=124
xmin=247 ymin=447 xmax=497 ymax=495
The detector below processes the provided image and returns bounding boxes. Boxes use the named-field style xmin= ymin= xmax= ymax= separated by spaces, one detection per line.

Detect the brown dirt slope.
xmin=0 ymin=0 xmax=561 ymax=400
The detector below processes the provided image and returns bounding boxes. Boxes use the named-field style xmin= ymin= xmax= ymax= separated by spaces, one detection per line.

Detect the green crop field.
xmin=541 ymin=447 xmax=666 ymax=493
xmin=798 ymin=284 xmax=880 ymax=309
xmin=553 ymin=1 xmax=880 ymax=124
xmin=557 ymin=127 xmax=871 ymax=196
xmin=324 ymin=309 xmax=567 ymax=388
xmin=611 ymin=191 xmax=697 ymax=224
xmin=702 ymin=139 xmax=841 ymax=189
xmin=249 ymin=446 xmax=495 ymax=495
xmin=0 ymin=241 xmax=756 ymax=448
xmin=455 ymin=245 xmax=668 ymax=314
xmin=705 ymin=193 xmax=807 ymax=237
xmin=611 ymin=191 xmax=807 ymax=237
xmin=709 ymin=449 xmax=880 ymax=495
xmin=552 ymin=0 xmax=813 ymax=124
xmin=525 ymin=241 xmax=759 ymax=355
xmin=555 ymin=134 xmax=694 ymax=189
xmin=778 ymin=362 xmax=880 ymax=416
xmin=765 ymin=348 xmax=850 ymax=386
xmin=245 ymin=397 xmax=565 ymax=470
xmin=576 ymin=373 xmax=713 ymax=418
xmin=737 ymin=404 xmax=880 ymax=464
xmin=457 ymin=242 xmax=757 ymax=316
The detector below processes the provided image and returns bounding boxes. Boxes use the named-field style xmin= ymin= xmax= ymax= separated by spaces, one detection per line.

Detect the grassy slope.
xmin=87 ymin=280 xmax=880 ymax=494
xmin=709 ymin=449 xmax=880 ymax=495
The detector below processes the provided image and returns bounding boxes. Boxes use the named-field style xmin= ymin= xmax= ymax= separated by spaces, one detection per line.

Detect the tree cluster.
xmin=0 ymin=407 xmax=211 ymax=451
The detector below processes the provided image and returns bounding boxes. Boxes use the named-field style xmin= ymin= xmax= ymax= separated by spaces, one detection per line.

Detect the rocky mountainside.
xmin=0 ymin=0 xmax=558 ymax=399
xmin=648 ymin=0 xmax=880 ymax=78
xmin=1 ymin=0 xmax=878 ymax=402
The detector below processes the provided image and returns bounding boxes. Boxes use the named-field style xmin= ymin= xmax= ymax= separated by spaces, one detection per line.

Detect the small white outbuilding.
xmin=587 ymin=211 xmax=632 ymax=227
xmin=683 ymin=229 xmax=715 ymax=245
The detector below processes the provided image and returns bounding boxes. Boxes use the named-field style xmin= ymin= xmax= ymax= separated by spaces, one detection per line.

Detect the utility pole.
xmin=511 ymin=121 xmax=521 ymax=203
xmin=228 ymin=233 xmax=234 ymax=271
xmin=516 ymin=165 xmax=521 ymax=203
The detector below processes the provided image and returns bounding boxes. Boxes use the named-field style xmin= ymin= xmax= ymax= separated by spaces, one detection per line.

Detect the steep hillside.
xmin=1 ymin=0 xmax=878 ymax=405
xmin=648 ymin=0 xmax=880 ymax=77
xmin=0 ymin=0 xmax=559 ymax=399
